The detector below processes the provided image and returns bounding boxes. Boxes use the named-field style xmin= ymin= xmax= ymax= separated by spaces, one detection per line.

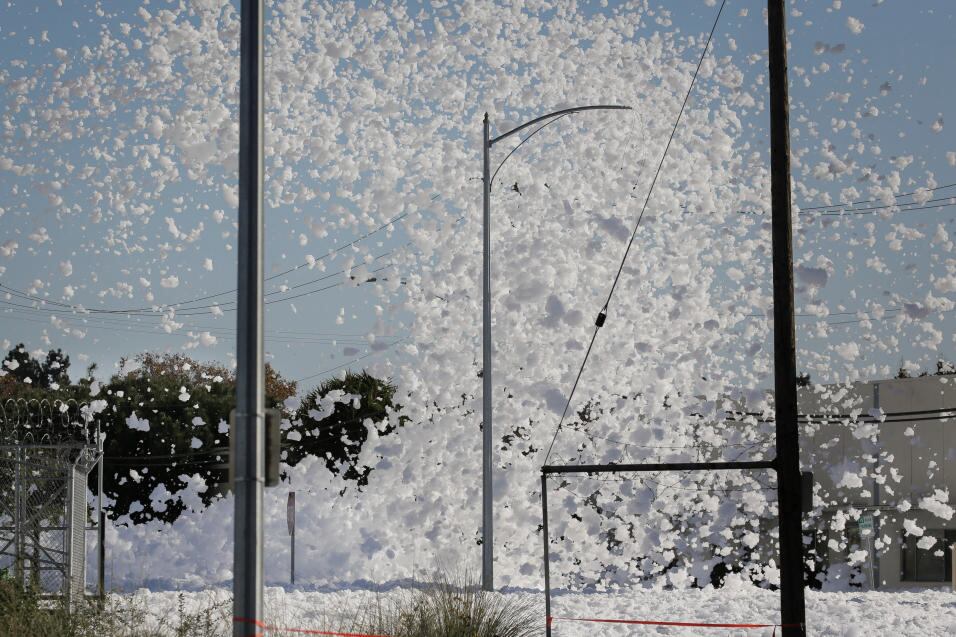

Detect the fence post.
xmin=98 ymin=432 xmax=106 ymax=608
xmin=98 ymin=509 xmax=106 ymax=608
xmin=541 ymin=472 xmax=552 ymax=637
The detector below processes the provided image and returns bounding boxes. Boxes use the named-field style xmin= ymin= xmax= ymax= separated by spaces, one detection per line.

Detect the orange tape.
xmin=550 ymin=615 xmax=802 ymax=630
xmin=237 ymin=613 xmax=801 ymax=635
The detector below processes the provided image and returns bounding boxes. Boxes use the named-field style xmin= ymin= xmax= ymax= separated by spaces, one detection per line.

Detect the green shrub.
xmin=0 ymin=576 xmax=228 ymax=637
xmin=358 ymin=572 xmax=539 ymax=637
xmin=0 ymin=578 xmax=99 ymax=637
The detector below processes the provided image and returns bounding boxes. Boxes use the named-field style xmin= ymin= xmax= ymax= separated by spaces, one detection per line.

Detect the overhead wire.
xmin=294 ymin=336 xmax=408 ymax=383
xmin=0 ymin=196 xmax=464 ymax=326
xmin=813 ymin=197 xmax=956 ymax=217
xmin=0 ymin=195 xmax=435 ymax=316
xmin=744 ymin=305 xmax=956 ymax=329
xmin=0 ymin=305 xmax=383 ymax=339
xmin=0 ymin=250 xmax=404 ymax=321
xmin=0 ymin=304 xmax=404 ymax=344
xmin=0 ymin=311 xmax=408 ymax=347
xmin=1 ymin=203 xmax=470 ymax=390
xmin=732 ymin=183 xmax=956 ymax=217
xmin=799 ymin=181 xmax=956 ymax=212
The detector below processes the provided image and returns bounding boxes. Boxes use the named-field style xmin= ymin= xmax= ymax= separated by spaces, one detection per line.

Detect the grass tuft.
xmin=0 ymin=571 xmax=228 ymax=637
xmin=356 ymin=571 xmax=539 ymax=637
xmin=0 ymin=575 xmax=100 ymax=637
xmin=0 ymin=568 xmax=539 ymax=637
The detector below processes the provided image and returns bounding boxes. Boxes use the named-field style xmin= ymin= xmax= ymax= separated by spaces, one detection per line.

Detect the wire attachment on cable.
xmin=595 ymin=308 xmax=607 ymax=328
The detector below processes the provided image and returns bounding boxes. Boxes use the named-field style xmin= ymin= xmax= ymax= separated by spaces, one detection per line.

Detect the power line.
xmin=0 ymin=204 xmax=465 ymax=324
xmin=0 ymin=255 xmax=402 ymax=320
xmin=813 ymin=197 xmax=956 ymax=217
xmin=744 ymin=305 xmax=956 ymax=329
xmin=0 ymin=309 xmax=405 ymax=348
xmin=738 ymin=199 xmax=956 ymax=219
xmin=543 ymin=0 xmax=727 ymax=464
xmin=725 ymin=406 xmax=956 ymax=425
xmin=748 ymin=306 xmax=903 ymax=319
xmin=294 ymin=336 xmax=408 ymax=383
xmin=799 ymin=182 xmax=956 ymax=212
xmin=0 ymin=201 xmax=430 ymax=315
xmin=0 ymin=305 xmax=385 ymax=338
xmin=735 ymin=188 xmax=956 ymax=219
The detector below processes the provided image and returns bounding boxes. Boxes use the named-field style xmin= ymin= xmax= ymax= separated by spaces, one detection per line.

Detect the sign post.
xmin=859 ymin=514 xmax=875 ymax=589
xmin=287 ymin=491 xmax=295 ymax=586
xmin=951 ymin=543 xmax=955 ymax=592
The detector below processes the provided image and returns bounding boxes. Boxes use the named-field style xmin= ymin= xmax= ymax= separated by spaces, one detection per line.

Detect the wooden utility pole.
xmin=767 ymin=0 xmax=807 ymax=634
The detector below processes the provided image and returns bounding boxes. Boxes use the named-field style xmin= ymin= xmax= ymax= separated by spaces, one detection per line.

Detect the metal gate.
xmin=0 ymin=399 xmax=102 ymax=606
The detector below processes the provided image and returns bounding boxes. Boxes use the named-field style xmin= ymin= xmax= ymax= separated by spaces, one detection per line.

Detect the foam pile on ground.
xmin=119 ymin=585 xmax=956 ymax=637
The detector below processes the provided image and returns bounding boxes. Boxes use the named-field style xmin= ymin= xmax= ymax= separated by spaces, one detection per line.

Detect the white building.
xmin=799 ymin=374 xmax=956 ymax=589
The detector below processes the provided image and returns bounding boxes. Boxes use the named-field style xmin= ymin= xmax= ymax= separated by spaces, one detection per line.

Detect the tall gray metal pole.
xmin=234 ymin=1 xmax=265 ymax=635
xmin=871 ymin=382 xmax=881 ymax=589
xmin=288 ymin=490 xmax=295 ymax=586
xmin=481 ymin=112 xmax=494 ymax=591
xmin=98 ymin=510 xmax=106 ymax=606
xmin=97 ymin=435 xmax=105 ymax=606
xmin=767 ymin=0 xmax=806 ymax=634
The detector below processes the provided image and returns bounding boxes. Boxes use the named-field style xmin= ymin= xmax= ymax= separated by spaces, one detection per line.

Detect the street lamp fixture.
xmin=480 ymin=104 xmax=631 ymax=591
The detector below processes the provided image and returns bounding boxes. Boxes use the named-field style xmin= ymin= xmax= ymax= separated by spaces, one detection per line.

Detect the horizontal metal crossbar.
xmin=542 ymin=459 xmax=776 ymax=475
xmin=0 ymin=444 xmax=94 ymax=450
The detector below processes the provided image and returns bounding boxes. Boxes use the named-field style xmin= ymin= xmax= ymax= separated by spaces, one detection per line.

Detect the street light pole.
xmin=480 ymin=104 xmax=630 ymax=591
xmin=481 ymin=113 xmax=493 ymax=592
xmin=234 ymin=0 xmax=265 ymax=635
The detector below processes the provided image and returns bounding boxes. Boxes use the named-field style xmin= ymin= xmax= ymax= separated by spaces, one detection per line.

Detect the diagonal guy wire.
xmin=544 ymin=0 xmax=728 ymax=464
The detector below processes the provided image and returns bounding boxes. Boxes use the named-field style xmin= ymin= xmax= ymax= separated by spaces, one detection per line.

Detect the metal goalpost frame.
xmin=538 ymin=2 xmax=806 ymax=635
xmin=540 ymin=460 xmax=777 ymax=637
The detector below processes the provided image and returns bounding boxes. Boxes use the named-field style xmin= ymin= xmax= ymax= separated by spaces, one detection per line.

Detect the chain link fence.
xmin=0 ymin=399 xmax=101 ymax=604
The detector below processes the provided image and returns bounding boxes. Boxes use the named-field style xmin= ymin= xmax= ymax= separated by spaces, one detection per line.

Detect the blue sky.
xmin=1 ymin=0 xmax=954 ymax=389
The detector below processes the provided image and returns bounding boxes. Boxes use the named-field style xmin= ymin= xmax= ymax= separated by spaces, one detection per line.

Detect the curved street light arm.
xmin=490 ymin=113 xmax=570 ymax=185
xmin=488 ymin=104 xmax=631 ymax=147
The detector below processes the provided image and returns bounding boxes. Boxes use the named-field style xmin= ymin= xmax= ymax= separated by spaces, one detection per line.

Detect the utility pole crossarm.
xmin=489 ymin=105 xmax=632 ymax=147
